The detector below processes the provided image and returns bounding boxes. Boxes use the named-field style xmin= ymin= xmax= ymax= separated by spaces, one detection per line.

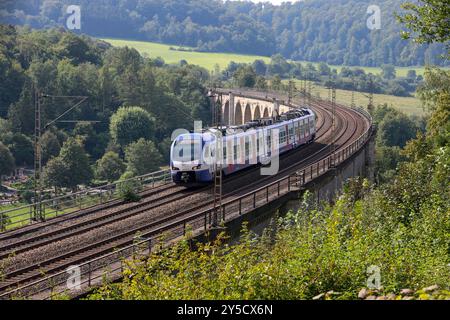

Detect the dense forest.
xmin=0 ymin=0 xmax=448 ymax=67
xmin=0 ymin=0 xmax=448 ymax=301
xmin=88 ymin=67 xmax=450 ymax=300
xmin=86 ymin=0 xmax=450 ymax=298
xmin=0 ymin=25 xmax=210 ymax=196
xmin=0 ymin=24 xmax=431 ymax=200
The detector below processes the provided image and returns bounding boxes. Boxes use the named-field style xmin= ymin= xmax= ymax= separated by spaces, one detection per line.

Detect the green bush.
xmin=117 ymin=171 xmax=142 ymax=203
xmin=19 ymin=190 xmax=34 ymax=204
xmin=88 ymin=176 xmax=449 ymax=300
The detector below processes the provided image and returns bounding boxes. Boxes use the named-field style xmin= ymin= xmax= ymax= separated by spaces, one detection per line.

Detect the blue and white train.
xmin=170 ymin=108 xmax=316 ymax=184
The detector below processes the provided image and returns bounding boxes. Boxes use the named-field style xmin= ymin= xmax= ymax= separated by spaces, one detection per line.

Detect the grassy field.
xmin=0 ymin=192 xmax=110 ymax=231
xmin=285 ymin=79 xmax=426 ymax=116
xmin=0 ymin=202 xmax=81 ymax=231
xmin=102 ymin=38 xmax=271 ymax=72
xmin=101 ymin=38 xmax=433 ymax=77
xmin=102 ymin=38 xmax=427 ymax=116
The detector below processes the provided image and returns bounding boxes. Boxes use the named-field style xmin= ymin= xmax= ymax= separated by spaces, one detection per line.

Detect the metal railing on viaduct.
xmin=0 ymin=92 xmax=374 ymax=300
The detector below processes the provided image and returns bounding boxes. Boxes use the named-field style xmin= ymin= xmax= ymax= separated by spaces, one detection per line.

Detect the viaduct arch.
xmin=216 ymin=92 xmax=294 ymax=126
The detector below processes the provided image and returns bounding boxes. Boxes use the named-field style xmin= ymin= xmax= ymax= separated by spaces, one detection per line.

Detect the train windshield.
xmin=172 ymin=137 xmax=202 ymax=162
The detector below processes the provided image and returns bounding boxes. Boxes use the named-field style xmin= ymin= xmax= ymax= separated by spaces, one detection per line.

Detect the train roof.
xmin=177 ymin=107 xmax=314 ymax=140
xmin=205 ymin=107 xmax=314 ymax=136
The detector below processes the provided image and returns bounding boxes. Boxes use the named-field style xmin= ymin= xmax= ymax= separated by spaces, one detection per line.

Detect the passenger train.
xmin=170 ymin=107 xmax=316 ymax=184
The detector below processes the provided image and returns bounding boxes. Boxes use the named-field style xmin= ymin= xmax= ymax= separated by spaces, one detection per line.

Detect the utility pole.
xmin=208 ymin=90 xmax=223 ymax=228
xmin=351 ymin=76 xmax=356 ymax=109
xmin=327 ymin=76 xmax=332 ymax=102
xmin=288 ymin=79 xmax=294 ymax=105
xmin=213 ymin=92 xmax=223 ymax=228
xmin=33 ymin=88 xmax=43 ymax=222
xmin=331 ymin=86 xmax=337 ymax=167
xmin=325 ymin=81 xmax=337 ymax=167
xmin=308 ymin=80 xmax=313 ymax=105
xmin=363 ymin=77 xmax=374 ymax=114
xmin=368 ymin=77 xmax=374 ymax=114
xmin=351 ymin=90 xmax=356 ymax=109
xmin=301 ymin=76 xmax=307 ymax=105
xmin=33 ymin=92 xmax=89 ymax=222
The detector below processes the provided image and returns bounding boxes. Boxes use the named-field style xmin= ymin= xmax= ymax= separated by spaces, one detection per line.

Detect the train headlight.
xmin=172 ymin=166 xmax=180 ymax=171
xmin=192 ymin=165 xmax=202 ymax=170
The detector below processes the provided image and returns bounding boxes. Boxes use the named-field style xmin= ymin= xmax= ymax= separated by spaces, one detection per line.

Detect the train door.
xmin=304 ymin=119 xmax=310 ymax=140
xmin=238 ymin=134 xmax=245 ymax=167
xmin=295 ymin=120 xmax=301 ymax=142
xmin=266 ymin=128 xmax=272 ymax=158
xmin=289 ymin=122 xmax=295 ymax=146
xmin=260 ymin=127 xmax=272 ymax=165
xmin=246 ymin=130 xmax=257 ymax=165
xmin=285 ymin=124 xmax=289 ymax=146
xmin=279 ymin=125 xmax=287 ymax=151
xmin=256 ymin=128 xmax=265 ymax=164
xmin=310 ymin=116 xmax=315 ymax=137
xmin=300 ymin=120 xmax=305 ymax=141
xmin=225 ymin=135 xmax=234 ymax=173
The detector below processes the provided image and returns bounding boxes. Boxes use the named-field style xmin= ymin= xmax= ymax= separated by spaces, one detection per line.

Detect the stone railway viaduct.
xmin=0 ymin=89 xmax=375 ymax=300
xmin=217 ymin=91 xmax=295 ymax=125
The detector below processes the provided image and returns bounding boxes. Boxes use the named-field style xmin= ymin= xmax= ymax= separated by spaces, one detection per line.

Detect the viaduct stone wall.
xmin=220 ymin=92 xmax=293 ymax=125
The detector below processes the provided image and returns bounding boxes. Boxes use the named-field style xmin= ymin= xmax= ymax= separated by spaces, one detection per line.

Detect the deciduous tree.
xmin=110 ymin=107 xmax=155 ymax=148
xmin=0 ymin=142 xmax=15 ymax=181
xmin=398 ymin=0 xmax=450 ymax=54
xmin=43 ymin=138 xmax=93 ymax=190
xmin=96 ymin=151 xmax=126 ymax=183
xmin=125 ymin=139 xmax=163 ymax=176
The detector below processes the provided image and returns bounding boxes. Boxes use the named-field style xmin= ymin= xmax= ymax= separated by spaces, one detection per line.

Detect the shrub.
xmin=117 ymin=171 xmax=142 ymax=203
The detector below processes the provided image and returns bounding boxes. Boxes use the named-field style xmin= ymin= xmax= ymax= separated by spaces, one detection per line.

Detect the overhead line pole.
xmin=214 ymin=92 xmax=223 ymax=228
xmin=325 ymin=81 xmax=337 ymax=167
xmin=208 ymin=89 xmax=223 ymax=228
xmin=331 ymin=86 xmax=337 ymax=167
xmin=33 ymin=92 xmax=89 ymax=222
xmin=33 ymin=88 xmax=43 ymax=221
xmin=362 ymin=76 xmax=374 ymax=114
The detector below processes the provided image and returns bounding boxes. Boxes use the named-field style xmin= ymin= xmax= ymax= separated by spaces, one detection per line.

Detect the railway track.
xmin=0 ymin=93 xmax=369 ymax=298
xmin=0 ymin=181 xmax=181 ymax=243
xmin=0 ymin=95 xmax=331 ymax=256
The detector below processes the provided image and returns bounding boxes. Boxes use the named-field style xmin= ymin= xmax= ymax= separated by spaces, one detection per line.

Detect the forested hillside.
xmin=0 ymin=0 xmax=447 ymax=67
xmin=86 ymin=0 xmax=450 ymax=297
xmin=0 ymin=25 xmax=210 ymax=195
xmin=88 ymin=67 xmax=450 ymax=300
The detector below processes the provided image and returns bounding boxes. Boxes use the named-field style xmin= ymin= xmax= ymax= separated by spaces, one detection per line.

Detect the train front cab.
xmin=170 ymin=133 xmax=213 ymax=184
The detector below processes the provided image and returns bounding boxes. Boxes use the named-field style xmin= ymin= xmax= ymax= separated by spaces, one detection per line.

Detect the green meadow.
xmin=101 ymin=38 xmax=430 ymax=77
xmin=102 ymin=38 xmax=271 ymax=72
xmin=102 ymin=38 xmax=428 ymax=116
xmin=284 ymin=79 xmax=426 ymax=116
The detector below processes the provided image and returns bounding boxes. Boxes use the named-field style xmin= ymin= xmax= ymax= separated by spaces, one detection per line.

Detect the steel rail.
xmin=0 ymin=95 xmax=371 ymax=299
